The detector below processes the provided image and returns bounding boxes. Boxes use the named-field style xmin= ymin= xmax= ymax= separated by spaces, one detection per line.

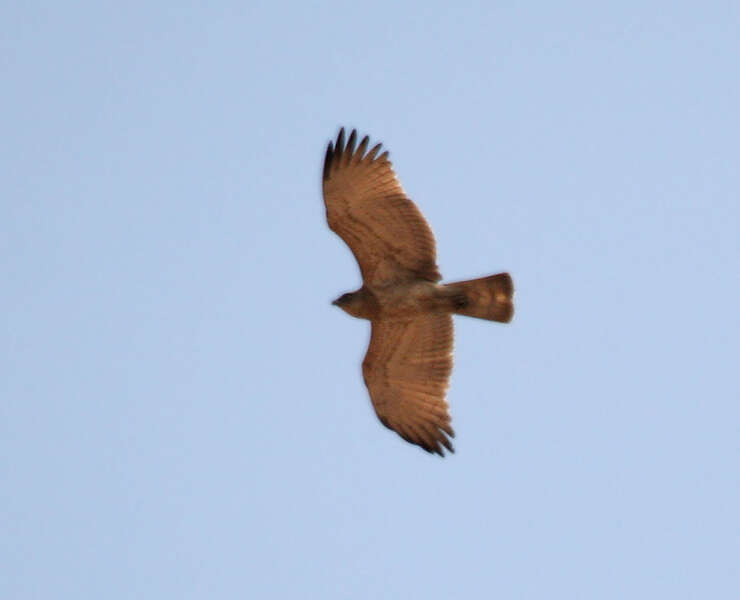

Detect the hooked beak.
xmin=331 ymin=299 xmax=339 ymax=306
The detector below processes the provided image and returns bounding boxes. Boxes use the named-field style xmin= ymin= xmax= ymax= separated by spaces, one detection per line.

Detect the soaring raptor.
xmin=323 ymin=128 xmax=514 ymax=456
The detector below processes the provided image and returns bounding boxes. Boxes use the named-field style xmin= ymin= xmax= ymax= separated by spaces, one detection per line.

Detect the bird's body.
xmin=323 ymin=128 xmax=514 ymax=455
xmin=335 ymin=280 xmax=459 ymax=320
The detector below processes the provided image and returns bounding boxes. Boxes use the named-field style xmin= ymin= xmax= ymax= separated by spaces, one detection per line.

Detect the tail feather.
xmin=445 ymin=273 xmax=514 ymax=323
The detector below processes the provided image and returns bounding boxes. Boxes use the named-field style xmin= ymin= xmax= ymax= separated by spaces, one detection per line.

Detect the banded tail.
xmin=445 ymin=273 xmax=514 ymax=323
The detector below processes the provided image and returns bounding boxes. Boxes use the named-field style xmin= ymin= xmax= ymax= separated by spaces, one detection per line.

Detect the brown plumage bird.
xmin=323 ymin=128 xmax=513 ymax=456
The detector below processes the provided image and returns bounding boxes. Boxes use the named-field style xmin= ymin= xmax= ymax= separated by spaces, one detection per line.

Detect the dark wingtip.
xmin=322 ymin=141 xmax=334 ymax=181
xmin=335 ymin=127 xmax=345 ymax=154
xmin=424 ymin=432 xmax=455 ymax=457
xmin=366 ymin=143 xmax=383 ymax=161
xmin=324 ymin=128 xmax=347 ymax=181
xmin=324 ymin=128 xmax=385 ymax=180
xmin=357 ymin=135 xmax=369 ymax=157
xmin=431 ymin=442 xmax=454 ymax=457
xmin=345 ymin=129 xmax=357 ymax=161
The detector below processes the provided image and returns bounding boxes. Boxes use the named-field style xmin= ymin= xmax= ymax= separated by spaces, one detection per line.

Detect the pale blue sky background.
xmin=2 ymin=2 xmax=739 ymax=598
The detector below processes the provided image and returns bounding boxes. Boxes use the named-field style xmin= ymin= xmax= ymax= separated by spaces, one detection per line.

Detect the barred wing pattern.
xmin=322 ymin=129 xmax=441 ymax=285
xmin=362 ymin=313 xmax=455 ymax=455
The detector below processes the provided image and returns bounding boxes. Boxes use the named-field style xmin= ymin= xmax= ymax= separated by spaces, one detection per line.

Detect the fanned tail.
xmin=445 ymin=273 xmax=514 ymax=323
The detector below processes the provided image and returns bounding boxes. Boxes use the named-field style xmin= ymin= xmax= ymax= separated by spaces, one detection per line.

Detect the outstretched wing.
xmin=362 ymin=314 xmax=455 ymax=455
xmin=322 ymin=128 xmax=441 ymax=286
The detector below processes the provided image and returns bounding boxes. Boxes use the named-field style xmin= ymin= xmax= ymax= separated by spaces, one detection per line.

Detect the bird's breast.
xmin=370 ymin=280 xmax=442 ymax=319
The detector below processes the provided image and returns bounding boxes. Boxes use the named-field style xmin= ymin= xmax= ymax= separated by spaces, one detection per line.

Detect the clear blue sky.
xmin=2 ymin=2 xmax=739 ymax=598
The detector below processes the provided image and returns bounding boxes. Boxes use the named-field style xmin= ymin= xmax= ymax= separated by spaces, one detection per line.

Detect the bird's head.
xmin=332 ymin=291 xmax=356 ymax=309
xmin=331 ymin=290 xmax=373 ymax=319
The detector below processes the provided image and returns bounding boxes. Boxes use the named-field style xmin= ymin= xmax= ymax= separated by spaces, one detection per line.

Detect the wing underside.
xmin=362 ymin=313 xmax=455 ymax=455
xmin=322 ymin=128 xmax=441 ymax=285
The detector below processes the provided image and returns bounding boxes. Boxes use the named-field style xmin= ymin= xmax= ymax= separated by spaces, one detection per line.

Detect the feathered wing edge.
xmin=323 ymin=128 xmax=387 ymax=182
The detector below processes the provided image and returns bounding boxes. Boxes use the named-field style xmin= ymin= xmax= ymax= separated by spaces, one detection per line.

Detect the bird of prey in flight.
xmin=323 ymin=128 xmax=513 ymax=456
